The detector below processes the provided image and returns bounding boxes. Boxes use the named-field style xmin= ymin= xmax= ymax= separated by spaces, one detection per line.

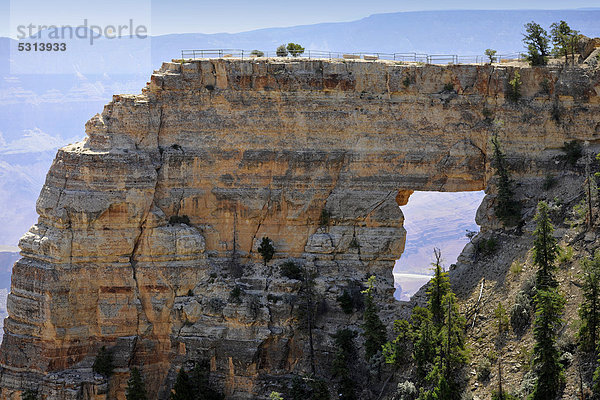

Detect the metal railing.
xmin=180 ymin=49 xmax=524 ymax=65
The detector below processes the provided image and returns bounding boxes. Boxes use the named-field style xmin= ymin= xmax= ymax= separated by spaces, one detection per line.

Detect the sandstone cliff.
xmin=1 ymin=58 xmax=599 ymax=399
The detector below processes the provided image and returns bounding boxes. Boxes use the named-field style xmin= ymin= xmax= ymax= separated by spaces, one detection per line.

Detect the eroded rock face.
xmin=1 ymin=59 xmax=599 ymax=399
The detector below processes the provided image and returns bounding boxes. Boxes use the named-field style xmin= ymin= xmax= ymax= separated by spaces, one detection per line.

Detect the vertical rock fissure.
xmin=127 ymin=104 xmax=165 ymax=343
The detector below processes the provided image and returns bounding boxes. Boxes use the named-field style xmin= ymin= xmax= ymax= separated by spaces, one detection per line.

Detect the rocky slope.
xmin=1 ymin=58 xmax=599 ymax=399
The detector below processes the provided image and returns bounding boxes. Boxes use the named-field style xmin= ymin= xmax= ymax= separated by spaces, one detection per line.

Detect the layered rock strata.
xmin=1 ymin=58 xmax=600 ymax=399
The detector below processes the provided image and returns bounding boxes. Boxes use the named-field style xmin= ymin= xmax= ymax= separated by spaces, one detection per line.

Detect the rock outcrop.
xmin=1 ymin=58 xmax=599 ymax=399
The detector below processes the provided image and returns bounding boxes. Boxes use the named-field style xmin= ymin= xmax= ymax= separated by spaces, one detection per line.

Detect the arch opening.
xmin=394 ymin=190 xmax=485 ymax=301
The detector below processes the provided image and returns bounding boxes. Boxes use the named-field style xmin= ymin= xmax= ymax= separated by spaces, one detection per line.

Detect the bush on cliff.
xmin=258 ymin=237 xmax=275 ymax=265
xmin=21 ymin=390 xmax=37 ymax=400
xmin=92 ymin=346 xmax=114 ymax=377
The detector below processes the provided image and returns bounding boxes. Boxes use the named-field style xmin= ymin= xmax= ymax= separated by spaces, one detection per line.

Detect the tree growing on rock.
xmin=171 ymin=369 xmax=193 ymax=400
xmin=529 ymin=201 xmax=565 ymax=400
xmin=258 ymin=237 xmax=275 ymax=265
xmin=190 ymin=360 xmax=224 ymax=400
xmin=126 ymin=368 xmax=148 ymax=400
xmin=532 ymin=201 xmax=559 ymax=289
xmin=492 ymin=137 xmax=521 ymax=227
xmin=427 ymin=248 xmax=450 ymax=327
xmin=92 ymin=346 xmax=114 ymax=377
xmin=362 ymin=275 xmax=387 ymax=362
xmin=523 ymin=21 xmax=550 ymax=66
xmin=331 ymin=328 xmax=358 ymax=400
xmin=529 ymin=288 xmax=566 ymax=399
xmin=579 ymin=251 xmax=600 ymax=352
xmin=21 ymin=390 xmax=37 ymax=400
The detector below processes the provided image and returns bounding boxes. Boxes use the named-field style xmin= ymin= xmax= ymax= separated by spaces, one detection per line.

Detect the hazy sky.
xmin=1 ymin=0 xmax=599 ymax=37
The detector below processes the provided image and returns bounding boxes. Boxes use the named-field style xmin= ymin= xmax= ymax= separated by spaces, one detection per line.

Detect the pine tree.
xmin=190 ymin=361 xmax=224 ymax=400
xmin=523 ymin=21 xmax=550 ymax=66
xmin=532 ymin=201 xmax=559 ymax=289
xmin=171 ymin=369 xmax=193 ymax=400
xmin=418 ymin=261 xmax=468 ymax=399
xmin=331 ymin=329 xmax=357 ymax=400
xmin=579 ymin=251 xmax=600 ymax=352
xmin=382 ymin=319 xmax=412 ymax=367
xmin=125 ymin=368 xmax=148 ymax=400
xmin=295 ymin=266 xmax=318 ymax=374
xmin=258 ymin=237 xmax=275 ymax=265
xmin=492 ymin=137 xmax=521 ymax=227
xmin=529 ymin=288 xmax=566 ymax=400
xmin=550 ymin=21 xmax=579 ymax=64
xmin=427 ymin=248 xmax=451 ymax=327
xmin=92 ymin=346 xmax=114 ymax=377
xmin=411 ymin=306 xmax=437 ymax=380
xmin=361 ymin=275 xmax=387 ymax=361
xmin=437 ymin=292 xmax=468 ymax=399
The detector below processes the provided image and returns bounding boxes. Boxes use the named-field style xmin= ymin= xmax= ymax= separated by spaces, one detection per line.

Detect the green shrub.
xmin=557 ymin=246 xmax=573 ymax=263
xmin=543 ymin=174 xmax=557 ymax=191
xmin=491 ymin=391 xmax=518 ymax=400
xmin=482 ymin=107 xmax=493 ymax=121
xmin=337 ymin=291 xmax=354 ymax=314
xmin=395 ymin=381 xmax=418 ymax=400
xmin=349 ymin=237 xmax=359 ymax=249
xmin=443 ymin=82 xmax=454 ymax=92
xmin=552 ymin=103 xmax=561 ymax=123
xmin=92 ymin=346 xmax=114 ymax=377
xmin=258 ymin=237 xmax=275 ymax=265
xmin=169 ymin=215 xmax=190 ymax=225
xmin=476 ymin=358 xmax=492 ymax=381
xmin=229 ymin=286 xmax=243 ymax=303
xmin=475 ymin=237 xmax=497 ymax=257
xmin=290 ymin=375 xmax=330 ymax=400
xmin=402 ymin=76 xmax=411 ymax=87
xmin=250 ymin=50 xmax=264 ymax=57
xmin=510 ymin=260 xmax=524 ymax=275
xmin=319 ymin=209 xmax=331 ymax=226
xmin=510 ymin=291 xmax=532 ymax=334
xmin=507 ymin=71 xmax=522 ymax=102
xmin=276 ymin=45 xmax=288 ymax=57
xmin=280 ymin=261 xmax=303 ymax=280
xmin=21 ymin=390 xmax=37 ymax=400
xmin=540 ymin=78 xmax=550 ymax=95
xmin=561 ymin=140 xmax=582 ymax=166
